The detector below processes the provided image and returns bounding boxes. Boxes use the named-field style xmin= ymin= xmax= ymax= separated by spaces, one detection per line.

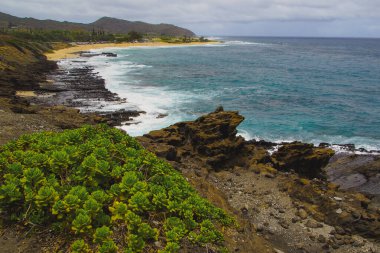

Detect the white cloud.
xmin=1 ymin=0 xmax=380 ymax=37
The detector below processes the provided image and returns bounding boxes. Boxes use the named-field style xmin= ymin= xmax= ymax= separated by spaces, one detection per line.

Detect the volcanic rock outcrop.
xmin=137 ymin=108 xmax=335 ymax=177
xmin=272 ymin=142 xmax=335 ymax=179
xmin=137 ymin=107 xmax=247 ymax=170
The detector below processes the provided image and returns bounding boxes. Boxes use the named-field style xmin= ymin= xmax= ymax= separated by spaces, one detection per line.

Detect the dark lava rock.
xmin=79 ymin=52 xmax=117 ymax=57
xmin=271 ymin=142 xmax=334 ymax=179
xmin=101 ymin=52 xmax=117 ymax=57
xmin=156 ymin=113 xmax=168 ymax=119
xmin=99 ymin=109 xmax=144 ymax=126
xmin=334 ymin=143 xmax=356 ymax=152
xmin=137 ymin=107 xmax=246 ymax=170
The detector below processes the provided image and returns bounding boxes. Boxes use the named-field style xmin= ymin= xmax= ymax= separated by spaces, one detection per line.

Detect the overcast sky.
xmin=1 ymin=0 xmax=380 ymax=37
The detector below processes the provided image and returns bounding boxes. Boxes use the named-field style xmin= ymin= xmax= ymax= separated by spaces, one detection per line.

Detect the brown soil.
xmin=0 ymin=224 xmax=67 ymax=253
xmin=0 ymin=97 xmax=104 ymax=145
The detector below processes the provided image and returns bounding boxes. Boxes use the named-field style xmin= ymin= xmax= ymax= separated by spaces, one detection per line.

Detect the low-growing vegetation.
xmin=1 ymin=28 xmax=209 ymax=45
xmin=1 ymin=29 xmax=143 ymax=43
xmin=0 ymin=35 xmax=53 ymax=70
xmin=0 ymin=125 xmax=234 ymax=252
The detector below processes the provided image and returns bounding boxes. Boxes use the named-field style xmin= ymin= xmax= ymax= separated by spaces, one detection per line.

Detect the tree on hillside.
xmin=128 ymin=31 xmax=142 ymax=42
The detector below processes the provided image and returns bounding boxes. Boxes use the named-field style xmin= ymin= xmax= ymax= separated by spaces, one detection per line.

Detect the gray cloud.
xmin=1 ymin=0 xmax=380 ymax=37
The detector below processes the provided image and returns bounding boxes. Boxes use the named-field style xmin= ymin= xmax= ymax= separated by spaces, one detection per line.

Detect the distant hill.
xmin=0 ymin=12 xmax=195 ymax=37
xmin=90 ymin=17 xmax=195 ymax=36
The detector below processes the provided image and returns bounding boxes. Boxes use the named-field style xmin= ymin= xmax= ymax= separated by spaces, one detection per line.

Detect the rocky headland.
xmin=137 ymin=107 xmax=380 ymax=252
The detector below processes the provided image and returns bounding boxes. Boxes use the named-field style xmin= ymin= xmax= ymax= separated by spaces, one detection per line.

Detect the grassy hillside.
xmin=0 ymin=35 xmax=59 ymax=97
xmin=0 ymin=12 xmax=195 ymax=37
xmin=0 ymin=35 xmax=51 ymax=70
xmin=90 ymin=17 xmax=195 ymax=37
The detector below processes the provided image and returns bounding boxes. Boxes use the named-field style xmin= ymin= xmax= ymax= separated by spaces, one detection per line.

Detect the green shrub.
xmin=71 ymin=239 xmax=90 ymax=253
xmin=0 ymin=125 xmax=234 ymax=252
xmin=93 ymin=226 xmax=112 ymax=243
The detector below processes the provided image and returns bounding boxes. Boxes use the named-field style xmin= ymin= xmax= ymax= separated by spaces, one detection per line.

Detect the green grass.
xmin=0 ymin=35 xmax=53 ymax=71
xmin=0 ymin=125 xmax=233 ymax=252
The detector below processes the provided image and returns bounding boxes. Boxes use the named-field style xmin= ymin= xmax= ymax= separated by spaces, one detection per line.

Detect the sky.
xmin=1 ymin=0 xmax=380 ymax=37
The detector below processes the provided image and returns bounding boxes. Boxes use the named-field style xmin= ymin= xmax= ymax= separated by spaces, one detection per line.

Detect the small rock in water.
xmin=214 ymin=106 xmax=224 ymax=112
xmin=156 ymin=113 xmax=168 ymax=119
xmin=336 ymin=208 xmax=343 ymax=214
xmin=333 ymin=197 xmax=343 ymax=201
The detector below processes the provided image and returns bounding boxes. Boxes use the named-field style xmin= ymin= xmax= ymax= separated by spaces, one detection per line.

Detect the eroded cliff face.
xmin=137 ymin=107 xmax=380 ymax=252
xmin=0 ymin=35 xmax=57 ymax=98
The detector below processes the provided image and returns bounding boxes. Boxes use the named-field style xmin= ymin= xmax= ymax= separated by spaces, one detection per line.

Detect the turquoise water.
xmin=87 ymin=37 xmax=380 ymax=150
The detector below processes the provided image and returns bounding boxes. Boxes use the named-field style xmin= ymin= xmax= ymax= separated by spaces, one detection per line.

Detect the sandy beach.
xmin=45 ymin=41 xmax=218 ymax=61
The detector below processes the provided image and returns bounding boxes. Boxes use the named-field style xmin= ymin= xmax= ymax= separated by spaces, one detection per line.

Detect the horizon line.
xmin=207 ymin=35 xmax=380 ymax=39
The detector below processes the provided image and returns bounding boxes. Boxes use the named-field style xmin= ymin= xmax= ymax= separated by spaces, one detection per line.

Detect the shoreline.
xmin=45 ymin=41 xmax=219 ymax=60
xmin=47 ymin=43 xmax=380 ymax=155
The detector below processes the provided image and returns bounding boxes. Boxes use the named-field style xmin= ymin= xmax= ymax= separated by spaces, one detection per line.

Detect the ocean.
xmin=77 ymin=37 xmax=380 ymax=151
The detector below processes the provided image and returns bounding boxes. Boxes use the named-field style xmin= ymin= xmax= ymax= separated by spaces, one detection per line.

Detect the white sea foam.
xmin=89 ymin=43 xmax=222 ymax=52
xmin=85 ymin=54 xmax=201 ymax=136
xmin=238 ymin=129 xmax=380 ymax=154
xmin=205 ymin=36 xmax=223 ymax=41
xmin=223 ymin=40 xmax=273 ymax=46
xmin=308 ymin=135 xmax=380 ymax=154
xmin=237 ymin=129 xmax=252 ymax=140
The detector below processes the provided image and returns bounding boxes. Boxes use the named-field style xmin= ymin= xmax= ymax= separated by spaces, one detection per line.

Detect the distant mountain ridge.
xmin=0 ymin=12 xmax=195 ymax=37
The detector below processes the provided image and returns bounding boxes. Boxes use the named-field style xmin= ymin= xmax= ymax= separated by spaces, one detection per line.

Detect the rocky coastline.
xmin=0 ymin=50 xmax=145 ymax=146
xmin=138 ymin=107 xmax=380 ymax=252
xmin=25 ymin=53 xmax=145 ymax=127
xmin=1 ymin=42 xmax=379 ymax=252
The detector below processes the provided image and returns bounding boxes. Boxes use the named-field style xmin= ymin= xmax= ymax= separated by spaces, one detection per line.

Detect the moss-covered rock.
xmin=271 ymin=142 xmax=335 ymax=179
xmin=138 ymin=107 xmax=246 ymax=170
